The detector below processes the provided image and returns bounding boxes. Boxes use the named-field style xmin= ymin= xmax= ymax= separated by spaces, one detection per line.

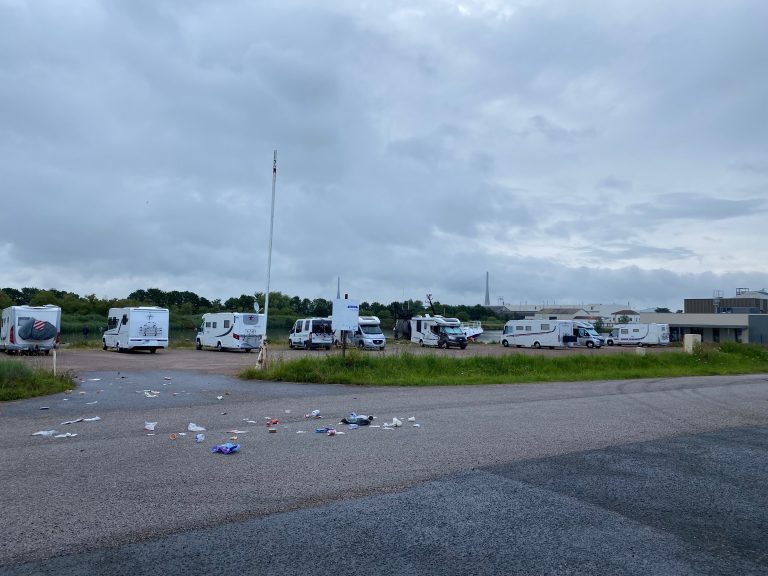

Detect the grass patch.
xmin=0 ymin=359 xmax=75 ymax=401
xmin=240 ymin=344 xmax=768 ymax=386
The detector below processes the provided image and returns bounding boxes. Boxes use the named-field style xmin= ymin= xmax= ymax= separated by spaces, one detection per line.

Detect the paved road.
xmin=1 ymin=366 xmax=767 ymax=574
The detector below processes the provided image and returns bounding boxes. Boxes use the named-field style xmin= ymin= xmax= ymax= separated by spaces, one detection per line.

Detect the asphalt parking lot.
xmin=1 ymin=352 xmax=766 ymax=575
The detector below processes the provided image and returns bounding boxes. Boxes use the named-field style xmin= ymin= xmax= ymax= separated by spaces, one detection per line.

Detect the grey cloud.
xmin=629 ymin=193 xmax=768 ymax=222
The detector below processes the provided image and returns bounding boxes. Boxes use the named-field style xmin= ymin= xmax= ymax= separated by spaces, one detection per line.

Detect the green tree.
xmin=617 ymin=315 xmax=630 ymax=324
xmin=655 ymin=307 xmax=671 ymax=313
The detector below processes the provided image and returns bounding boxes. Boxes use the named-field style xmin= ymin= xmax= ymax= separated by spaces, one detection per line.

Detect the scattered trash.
xmin=54 ymin=432 xmax=77 ymax=438
xmin=83 ymin=416 xmax=101 ymax=422
xmin=39 ymin=407 xmax=49 ymax=411
xmin=216 ymin=396 xmax=223 ymax=400
xmin=188 ymin=423 xmax=206 ymax=432
xmin=61 ymin=418 xmax=84 ymax=425
xmin=86 ymin=401 xmax=98 ymax=405
xmin=211 ymin=442 xmax=240 ymax=454
xmin=227 ymin=430 xmax=248 ymax=434
xmin=221 ymin=412 xmax=227 ymax=416
xmin=267 ymin=428 xmax=277 ymax=433
xmin=195 ymin=433 xmax=205 ymax=443
xmin=315 ymin=427 xmax=332 ymax=433
xmin=64 ymin=390 xmax=72 ymax=394
xmin=383 ymin=418 xmax=403 ymax=428
xmin=265 ymin=418 xmax=279 ymax=427
xmin=296 ymin=430 xmax=306 ymax=434
xmin=178 ymin=432 xmax=187 ymax=436
xmin=304 ymin=409 xmax=322 ymax=419
xmin=341 ymin=413 xmax=374 ymax=426
xmin=32 ymin=430 xmax=58 ymax=437
xmin=326 ymin=428 xmax=337 ymax=436
xmin=142 ymin=390 xmax=159 ymax=398
xmin=230 ymin=436 xmax=239 ymax=440
xmin=169 ymin=433 xmax=178 ymax=440
xmin=78 ymin=391 xmax=86 ymax=395
xmin=88 ymin=378 xmax=101 ymax=381
xmin=407 ymin=416 xmax=416 ymax=422
xmin=284 ymin=409 xmax=291 ymax=414
xmin=413 ymin=424 xmax=421 ymax=428
xmin=348 ymin=424 xmax=359 ymax=430
xmin=144 ymin=422 xmax=157 ymax=432
xmin=243 ymin=419 xmax=257 ymax=424
xmin=163 ymin=376 xmax=172 ymax=380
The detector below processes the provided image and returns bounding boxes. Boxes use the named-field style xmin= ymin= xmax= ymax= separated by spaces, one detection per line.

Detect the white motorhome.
xmin=334 ymin=316 xmax=386 ymax=350
xmin=0 ymin=305 xmax=61 ymax=354
xmin=196 ymin=312 xmax=265 ymax=352
xmin=605 ymin=323 xmax=670 ymax=347
xmin=410 ymin=315 xmax=468 ymax=349
xmin=102 ymin=307 xmax=169 ymax=353
xmin=501 ymin=320 xmax=603 ymax=349
xmin=288 ymin=317 xmax=333 ymax=350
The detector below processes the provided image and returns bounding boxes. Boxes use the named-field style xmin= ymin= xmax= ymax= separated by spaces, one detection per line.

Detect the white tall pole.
xmin=264 ymin=150 xmax=278 ymax=339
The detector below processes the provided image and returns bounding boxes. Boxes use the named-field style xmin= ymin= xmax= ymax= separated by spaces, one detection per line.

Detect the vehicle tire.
xmin=419 ymin=339 xmax=424 ymax=347
xmin=44 ymin=350 xmax=50 ymax=356
xmin=325 ymin=345 xmax=331 ymax=351
xmin=304 ymin=340 xmax=310 ymax=350
xmin=288 ymin=340 xmax=294 ymax=349
xmin=196 ymin=339 xmax=202 ymax=350
xmin=102 ymin=340 xmax=107 ymax=351
xmin=502 ymin=339 xmax=509 ymax=348
xmin=216 ymin=342 xmax=223 ymax=352
xmin=533 ymin=341 xmax=541 ymax=349
xmin=150 ymin=348 xmax=156 ymax=354
xmin=460 ymin=344 xmax=467 ymax=350
xmin=607 ymin=340 xmax=613 ymax=346
xmin=116 ymin=342 xmax=121 ymax=353
xmin=357 ymin=340 xmax=365 ymax=349
xmin=586 ymin=341 xmax=594 ymax=348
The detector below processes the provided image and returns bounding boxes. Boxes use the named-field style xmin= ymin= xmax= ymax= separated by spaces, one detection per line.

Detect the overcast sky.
xmin=2 ymin=0 xmax=767 ymax=311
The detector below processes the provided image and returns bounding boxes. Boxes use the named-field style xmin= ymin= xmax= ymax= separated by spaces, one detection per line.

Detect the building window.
xmin=712 ymin=328 xmax=720 ymax=343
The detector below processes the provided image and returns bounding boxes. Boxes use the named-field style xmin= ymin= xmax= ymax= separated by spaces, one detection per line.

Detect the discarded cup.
xmin=195 ymin=433 xmax=205 ymax=443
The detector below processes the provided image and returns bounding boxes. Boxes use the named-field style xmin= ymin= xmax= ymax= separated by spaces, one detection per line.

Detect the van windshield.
xmin=312 ymin=320 xmax=333 ymax=334
xmin=360 ymin=324 xmax=383 ymax=335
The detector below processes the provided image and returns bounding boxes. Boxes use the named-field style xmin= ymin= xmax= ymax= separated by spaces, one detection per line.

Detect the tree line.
xmin=0 ymin=287 xmax=509 ymax=327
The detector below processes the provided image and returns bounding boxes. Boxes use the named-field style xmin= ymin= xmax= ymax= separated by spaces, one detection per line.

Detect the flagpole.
xmin=264 ymin=150 xmax=277 ymax=347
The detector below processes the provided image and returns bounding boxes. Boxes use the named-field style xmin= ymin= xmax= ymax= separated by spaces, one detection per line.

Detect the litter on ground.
xmin=54 ymin=432 xmax=77 ymax=438
xmin=211 ymin=442 xmax=240 ymax=454
xmin=32 ymin=430 xmax=58 ymax=437
xmin=144 ymin=422 xmax=157 ymax=432
xmin=188 ymin=423 xmax=206 ymax=432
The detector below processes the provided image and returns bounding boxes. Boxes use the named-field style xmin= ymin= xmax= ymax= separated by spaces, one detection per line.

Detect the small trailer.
xmin=501 ymin=319 xmax=603 ymax=349
xmin=410 ymin=315 xmax=468 ymax=349
xmin=102 ymin=307 xmax=169 ymax=353
xmin=605 ymin=323 xmax=670 ymax=346
xmin=196 ymin=312 xmax=265 ymax=352
xmin=0 ymin=305 xmax=61 ymax=354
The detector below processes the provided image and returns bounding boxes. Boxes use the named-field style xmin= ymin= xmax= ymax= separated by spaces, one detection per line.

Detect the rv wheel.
xmin=196 ymin=340 xmax=202 ymax=350
xmin=304 ymin=340 xmax=311 ymax=350
xmin=102 ymin=340 xmax=107 ymax=351
xmin=501 ymin=340 xmax=509 ymax=348
xmin=533 ymin=341 xmax=541 ymax=349
xmin=288 ymin=340 xmax=293 ymax=349
xmin=216 ymin=342 xmax=223 ymax=352
xmin=150 ymin=348 xmax=157 ymax=354
xmin=357 ymin=340 xmax=365 ymax=349
xmin=419 ymin=339 xmax=424 ymax=347
xmin=460 ymin=344 xmax=467 ymax=350
xmin=586 ymin=341 xmax=594 ymax=348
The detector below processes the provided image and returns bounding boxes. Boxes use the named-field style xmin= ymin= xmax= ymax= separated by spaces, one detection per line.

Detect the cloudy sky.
xmin=2 ymin=0 xmax=767 ymax=311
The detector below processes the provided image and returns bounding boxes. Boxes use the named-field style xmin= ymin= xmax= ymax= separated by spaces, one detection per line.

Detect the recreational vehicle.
xmin=501 ymin=320 xmax=603 ymax=349
xmin=196 ymin=312 xmax=265 ymax=352
xmin=410 ymin=315 xmax=468 ymax=349
xmin=288 ymin=317 xmax=333 ymax=350
xmin=605 ymin=323 xmax=670 ymax=347
xmin=334 ymin=316 xmax=386 ymax=350
xmin=0 ymin=305 xmax=61 ymax=354
xmin=102 ymin=307 xmax=169 ymax=353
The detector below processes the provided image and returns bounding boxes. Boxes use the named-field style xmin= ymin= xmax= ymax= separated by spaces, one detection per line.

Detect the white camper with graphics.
xmin=334 ymin=316 xmax=386 ymax=350
xmin=0 ymin=305 xmax=61 ymax=354
xmin=501 ymin=319 xmax=603 ymax=349
xmin=102 ymin=306 xmax=169 ymax=353
xmin=196 ymin=312 xmax=265 ymax=352
xmin=409 ymin=315 xmax=468 ymax=349
xmin=605 ymin=323 xmax=670 ymax=346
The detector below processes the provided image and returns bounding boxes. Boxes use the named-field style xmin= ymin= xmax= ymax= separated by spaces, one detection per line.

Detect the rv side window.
xmin=304 ymin=320 xmax=310 ymax=331
xmin=541 ymin=323 xmax=550 ymax=330
xmin=632 ymin=328 xmax=639 ymax=333
xmin=108 ymin=317 xmax=118 ymax=330
xmin=224 ymin=320 xmax=230 ymax=328
xmin=621 ymin=329 xmax=628 ymax=334
xmin=516 ymin=326 xmax=524 ymax=331
xmin=205 ymin=322 xmax=211 ymax=328
xmin=122 ymin=315 xmax=128 ymax=325
xmin=525 ymin=326 xmax=531 ymax=331
xmin=212 ymin=322 xmax=217 ymax=329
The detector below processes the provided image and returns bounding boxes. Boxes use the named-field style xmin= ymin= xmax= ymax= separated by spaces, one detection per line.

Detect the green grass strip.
xmin=240 ymin=342 xmax=768 ymax=386
xmin=0 ymin=359 xmax=75 ymax=401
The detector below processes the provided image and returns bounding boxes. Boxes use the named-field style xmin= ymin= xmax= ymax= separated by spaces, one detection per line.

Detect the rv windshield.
xmin=360 ymin=324 xmax=383 ymax=335
xmin=443 ymin=326 xmax=463 ymax=335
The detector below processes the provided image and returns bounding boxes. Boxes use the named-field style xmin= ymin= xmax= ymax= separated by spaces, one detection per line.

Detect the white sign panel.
xmin=332 ymin=299 xmax=360 ymax=331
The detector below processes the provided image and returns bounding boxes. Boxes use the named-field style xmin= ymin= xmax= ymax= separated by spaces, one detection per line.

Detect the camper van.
xmin=334 ymin=316 xmax=386 ymax=350
xmin=410 ymin=315 xmax=468 ymax=349
xmin=0 ymin=305 xmax=61 ymax=354
xmin=196 ymin=312 xmax=265 ymax=352
xmin=288 ymin=317 xmax=333 ymax=350
xmin=102 ymin=307 xmax=169 ymax=353
xmin=605 ymin=323 xmax=670 ymax=347
xmin=501 ymin=320 xmax=603 ymax=349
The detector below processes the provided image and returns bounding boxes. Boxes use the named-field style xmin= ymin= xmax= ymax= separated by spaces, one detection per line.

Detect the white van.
xmin=605 ymin=323 xmax=670 ymax=346
xmin=196 ymin=312 xmax=265 ymax=352
xmin=334 ymin=316 xmax=386 ymax=350
xmin=288 ymin=317 xmax=333 ymax=350
xmin=501 ymin=320 xmax=603 ymax=349
xmin=102 ymin=307 xmax=169 ymax=353
xmin=0 ymin=305 xmax=61 ymax=354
